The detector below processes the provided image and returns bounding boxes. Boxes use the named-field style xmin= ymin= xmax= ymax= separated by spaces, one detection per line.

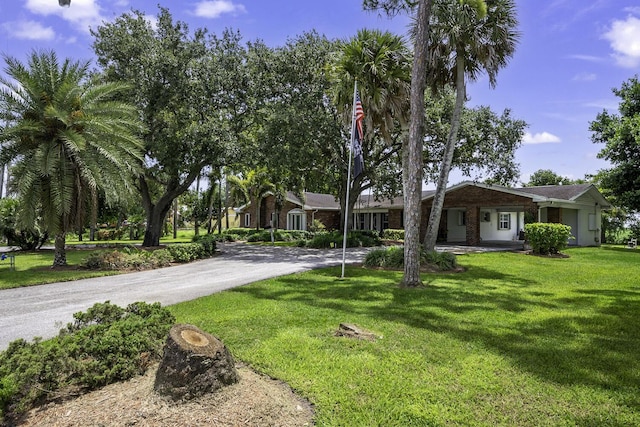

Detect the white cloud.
xmin=1 ymin=20 xmax=55 ymax=40
xmin=603 ymin=15 xmax=640 ymax=68
xmin=522 ymin=132 xmax=561 ymax=144
xmin=25 ymin=0 xmax=105 ymax=34
xmin=572 ymin=72 xmax=596 ymax=82
xmin=192 ymin=1 xmax=247 ymax=19
xmin=568 ymin=54 xmax=604 ymax=63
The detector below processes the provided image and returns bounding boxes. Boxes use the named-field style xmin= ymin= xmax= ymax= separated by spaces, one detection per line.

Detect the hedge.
xmin=524 ymin=222 xmax=573 ymax=255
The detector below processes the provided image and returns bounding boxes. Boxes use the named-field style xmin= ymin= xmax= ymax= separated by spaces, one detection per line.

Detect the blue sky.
xmin=1 ymin=1 xmax=639 ymax=186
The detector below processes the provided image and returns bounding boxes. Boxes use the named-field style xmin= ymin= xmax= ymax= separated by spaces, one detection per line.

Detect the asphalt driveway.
xmin=0 ymin=243 xmax=371 ymax=351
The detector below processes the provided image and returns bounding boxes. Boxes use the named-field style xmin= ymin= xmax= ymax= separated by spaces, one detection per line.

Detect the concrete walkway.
xmin=0 ymin=243 xmax=371 ymax=350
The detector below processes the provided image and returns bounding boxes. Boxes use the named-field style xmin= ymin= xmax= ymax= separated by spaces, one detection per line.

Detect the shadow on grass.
xmin=231 ymin=264 xmax=640 ymax=396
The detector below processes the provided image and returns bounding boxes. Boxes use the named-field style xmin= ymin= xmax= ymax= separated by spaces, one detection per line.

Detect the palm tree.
xmin=328 ymin=29 xmax=411 ymax=231
xmin=0 ymin=50 xmax=144 ymax=266
xmin=227 ymin=168 xmax=276 ymax=231
xmin=422 ymin=0 xmax=519 ymax=251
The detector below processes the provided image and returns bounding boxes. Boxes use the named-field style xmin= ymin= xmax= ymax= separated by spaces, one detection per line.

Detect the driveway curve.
xmin=0 ymin=243 xmax=371 ymax=351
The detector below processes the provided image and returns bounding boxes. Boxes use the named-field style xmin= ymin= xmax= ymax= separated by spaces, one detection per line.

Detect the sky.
xmin=1 ymin=0 xmax=639 ymax=187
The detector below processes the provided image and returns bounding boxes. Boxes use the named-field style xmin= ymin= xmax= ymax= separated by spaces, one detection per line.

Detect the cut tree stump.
xmin=154 ymin=324 xmax=239 ymax=400
xmin=334 ymin=323 xmax=381 ymax=341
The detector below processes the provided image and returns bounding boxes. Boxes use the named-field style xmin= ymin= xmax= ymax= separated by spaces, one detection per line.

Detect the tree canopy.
xmin=91 ymin=8 xmax=249 ymax=246
xmin=590 ymin=75 xmax=640 ymax=213
xmin=0 ymin=50 xmax=144 ymax=265
xmin=524 ymin=169 xmax=573 ymax=187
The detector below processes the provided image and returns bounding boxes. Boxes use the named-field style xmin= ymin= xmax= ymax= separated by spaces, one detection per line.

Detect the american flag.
xmin=354 ymin=92 xmax=365 ymax=142
xmin=352 ymin=91 xmax=365 ymax=179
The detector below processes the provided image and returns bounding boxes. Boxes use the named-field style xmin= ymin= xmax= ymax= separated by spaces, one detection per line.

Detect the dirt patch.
xmin=18 ymin=363 xmax=314 ymax=427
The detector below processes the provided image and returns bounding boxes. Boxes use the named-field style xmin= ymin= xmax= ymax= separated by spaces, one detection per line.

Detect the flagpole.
xmin=341 ymin=81 xmax=359 ymax=279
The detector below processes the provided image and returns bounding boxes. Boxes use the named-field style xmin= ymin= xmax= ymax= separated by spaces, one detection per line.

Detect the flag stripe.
xmin=355 ymin=93 xmax=364 ymax=141
xmin=352 ymin=91 xmax=365 ymax=180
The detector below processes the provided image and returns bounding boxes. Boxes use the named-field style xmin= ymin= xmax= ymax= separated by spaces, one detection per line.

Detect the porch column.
xmin=466 ymin=206 xmax=480 ymax=245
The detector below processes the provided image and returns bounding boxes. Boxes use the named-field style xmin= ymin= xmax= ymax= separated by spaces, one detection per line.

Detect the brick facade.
xmin=420 ymin=186 xmax=538 ymax=245
xmin=243 ymin=195 xmax=340 ymax=230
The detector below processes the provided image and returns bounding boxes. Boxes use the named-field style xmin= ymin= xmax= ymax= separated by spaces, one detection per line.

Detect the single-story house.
xmin=239 ymin=181 xmax=611 ymax=247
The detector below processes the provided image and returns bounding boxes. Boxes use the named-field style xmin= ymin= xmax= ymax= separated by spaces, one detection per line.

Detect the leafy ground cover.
xmin=170 ymin=247 xmax=640 ymax=426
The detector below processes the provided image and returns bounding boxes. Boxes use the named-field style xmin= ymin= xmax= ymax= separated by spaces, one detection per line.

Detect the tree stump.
xmin=154 ymin=324 xmax=239 ymax=400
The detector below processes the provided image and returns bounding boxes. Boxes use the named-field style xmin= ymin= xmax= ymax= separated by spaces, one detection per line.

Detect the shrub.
xmin=363 ymin=246 xmax=403 ymax=269
xmin=308 ymin=219 xmax=326 ymax=233
xmin=363 ymin=248 xmax=387 ymax=268
xmin=0 ymin=302 xmax=175 ymax=423
xmin=382 ymin=246 xmax=405 ymax=268
xmin=382 ymin=229 xmax=405 ymax=240
xmin=192 ymin=233 xmax=217 ymax=256
xmin=421 ymin=250 xmax=457 ymax=270
xmin=363 ymin=246 xmax=458 ymax=271
xmin=166 ymin=243 xmax=204 ymax=263
xmin=524 ymin=223 xmax=573 ymax=255
xmin=306 ymin=231 xmax=336 ymax=249
xmin=306 ymin=230 xmax=382 ymax=249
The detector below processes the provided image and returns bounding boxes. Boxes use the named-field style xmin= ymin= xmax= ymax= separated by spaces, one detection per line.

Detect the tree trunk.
xmin=0 ymin=163 xmax=5 ymax=198
xmin=143 ymin=202 xmax=172 ymax=247
xmin=194 ymin=175 xmax=201 ymax=237
xmin=402 ymin=0 xmax=432 ymax=288
xmin=53 ymin=233 xmax=67 ymax=267
xmin=89 ymin=187 xmax=97 ymax=241
xmin=423 ymin=53 xmax=466 ymax=252
xmin=154 ymin=324 xmax=239 ymax=401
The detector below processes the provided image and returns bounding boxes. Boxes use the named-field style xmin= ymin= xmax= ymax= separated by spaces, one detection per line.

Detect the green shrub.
xmin=382 ymin=229 xmax=405 ymax=240
xmin=382 ymin=246 xmax=405 ymax=268
xmin=166 ymin=243 xmax=204 ymax=262
xmin=222 ymin=228 xmax=258 ymax=239
xmin=82 ymin=250 xmax=131 ymax=270
xmin=306 ymin=231 xmax=336 ymax=249
xmin=364 ymin=246 xmax=458 ymax=271
xmin=308 ymin=219 xmax=326 ymax=233
xmin=363 ymin=248 xmax=387 ymax=267
xmin=0 ymin=302 xmax=175 ymax=423
xmin=306 ymin=230 xmax=382 ymax=249
xmin=363 ymin=246 xmax=403 ymax=269
xmin=192 ymin=233 xmax=217 ymax=256
xmin=421 ymin=250 xmax=457 ymax=270
xmin=524 ymin=223 xmax=573 ymax=255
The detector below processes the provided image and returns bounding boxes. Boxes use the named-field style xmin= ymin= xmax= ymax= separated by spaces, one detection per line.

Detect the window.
xmin=458 ymin=211 xmax=466 ymax=226
xmin=244 ymin=213 xmax=251 ymax=227
xmin=498 ymin=213 xmax=511 ymax=230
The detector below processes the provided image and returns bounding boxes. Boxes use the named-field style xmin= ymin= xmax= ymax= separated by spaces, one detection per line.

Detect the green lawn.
xmin=170 ymin=247 xmax=640 ymax=426
xmin=0 ymin=230 xmax=198 ymax=290
xmin=0 ymin=250 xmax=119 ymax=289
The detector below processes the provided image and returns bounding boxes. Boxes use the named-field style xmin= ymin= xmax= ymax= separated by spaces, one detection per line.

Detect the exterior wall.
xmin=421 ymin=186 xmax=537 ymax=245
xmin=246 ymin=195 xmax=340 ymax=231
xmin=388 ymin=209 xmax=403 ymax=230
xmin=311 ymin=210 xmax=340 ymax=230
xmin=479 ymin=211 xmax=524 ymax=241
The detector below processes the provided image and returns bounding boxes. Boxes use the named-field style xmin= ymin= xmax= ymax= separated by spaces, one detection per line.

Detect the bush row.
xmin=363 ymin=246 xmax=457 ymax=271
xmin=0 ymin=302 xmax=175 ymax=423
xmin=82 ymin=234 xmax=217 ymax=270
xmin=381 ymin=229 xmax=405 ymax=240
xmin=300 ymin=230 xmax=382 ymax=249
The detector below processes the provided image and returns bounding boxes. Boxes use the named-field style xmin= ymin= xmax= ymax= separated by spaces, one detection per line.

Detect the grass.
xmin=169 ymin=246 xmax=640 ymax=426
xmin=0 ymin=229 xmax=200 ymax=290
xmin=0 ymin=249 xmax=119 ymax=290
